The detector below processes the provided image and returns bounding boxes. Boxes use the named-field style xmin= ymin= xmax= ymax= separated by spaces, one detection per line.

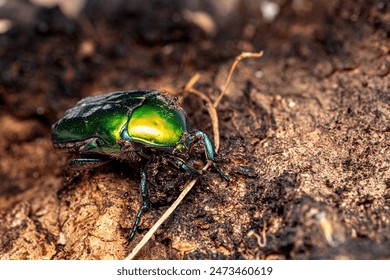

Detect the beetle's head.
xmin=173 ymin=131 xmax=191 ymax=155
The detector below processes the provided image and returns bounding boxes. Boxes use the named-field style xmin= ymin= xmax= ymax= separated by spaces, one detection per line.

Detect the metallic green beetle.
xmin=52 ymin=89 xmax=229 ymax=242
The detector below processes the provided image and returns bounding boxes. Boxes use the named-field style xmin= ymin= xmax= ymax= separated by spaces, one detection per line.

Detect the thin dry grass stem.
xmin=183 ymin=73 xmax=201 ymax=92
xmin=213 ymin=50 xmax=264 ymax=109
xmin=187 ymin=51 xmax=264 ymax=151
xmin=247 ymin=223 xmax=267 ymax=248
xmin=125 ymin=51 xmax=263 ymax=260
xmin=187 ymin=87 xmax=220 ymax=151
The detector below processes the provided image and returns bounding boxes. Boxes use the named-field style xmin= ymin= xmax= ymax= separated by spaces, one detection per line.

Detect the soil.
xmin=0 ymin=0 xmax=389 ymax=260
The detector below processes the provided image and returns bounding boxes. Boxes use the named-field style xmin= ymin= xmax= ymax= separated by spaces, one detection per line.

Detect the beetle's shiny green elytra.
xmin=52 ymin=90 xmax=187 ymax=152
xmin=52 ymin=89 xmax=229 ymax=242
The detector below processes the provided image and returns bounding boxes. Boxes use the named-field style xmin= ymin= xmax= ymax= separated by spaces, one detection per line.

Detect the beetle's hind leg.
xmin=68 ymin=158 xmax=110 ymax=171
xmin=187 ymin=130 xmax=230 ymax=182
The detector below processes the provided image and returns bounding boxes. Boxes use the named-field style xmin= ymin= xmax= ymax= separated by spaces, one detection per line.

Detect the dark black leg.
xmin=127 ymin=166 xmax=150 ymax=242
xmin=172 ymin=157 xmax=200 ymax=176
xmin=68 ymin=158 xmax=109 ymax=171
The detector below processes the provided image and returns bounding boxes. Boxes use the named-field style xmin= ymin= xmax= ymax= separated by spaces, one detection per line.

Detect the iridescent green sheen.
xmin=52 ymin=90 xmax=156 ymax=152
xmin=128 ymin=97 xmax=186 ymax=147
xmin=53 ymin=109 xmax=128 ymax=150
xmin=52 ymin=90 xmax=187 ymax=152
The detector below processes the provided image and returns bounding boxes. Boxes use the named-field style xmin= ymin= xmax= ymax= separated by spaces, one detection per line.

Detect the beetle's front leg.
xmin=166 ymin=156 xmax=200 ymax=176
xmin=127 ymin=166 xmax=150 ymax=242
xmin=187 ymin=130 xmax=230 ymax=182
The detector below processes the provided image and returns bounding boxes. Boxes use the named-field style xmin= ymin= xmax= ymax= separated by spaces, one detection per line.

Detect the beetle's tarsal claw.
xmin=212 ymin=162 xmax=230 ymax=182
xmin=127 ymin=218 xmax=139 ymax=243
xmin=127 ymin=199 xmax=150 ymax=243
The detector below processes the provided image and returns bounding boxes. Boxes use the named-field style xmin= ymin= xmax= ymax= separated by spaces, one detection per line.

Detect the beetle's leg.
xmin=170 ymin=157 xmax=201 ymax=176
xmin=187 ymin=130 xmax=230 ymax=182
xmin=68 ymin=158 xmax=109 ymax=171
xmin=127 ymin=165 xmax=150 ymax=242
